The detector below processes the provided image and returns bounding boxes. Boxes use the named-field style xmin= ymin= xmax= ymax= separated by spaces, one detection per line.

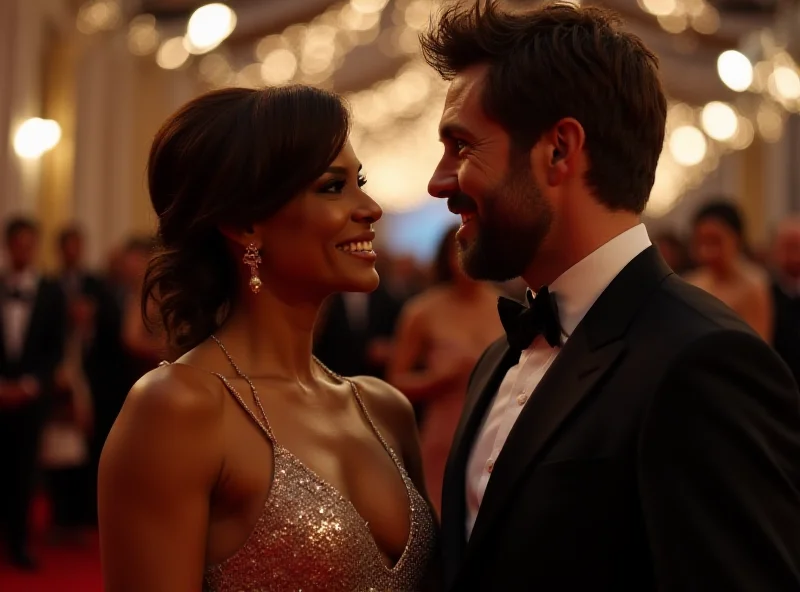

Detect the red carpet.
xmin=0 ymin=496 xmax=103 ymax=592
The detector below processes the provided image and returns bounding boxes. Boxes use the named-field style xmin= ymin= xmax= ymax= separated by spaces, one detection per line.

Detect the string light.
xmin=74 ymin=0 xmax=782 ymax=217
xmin=637 ymin=0 xmax=720 ymax=35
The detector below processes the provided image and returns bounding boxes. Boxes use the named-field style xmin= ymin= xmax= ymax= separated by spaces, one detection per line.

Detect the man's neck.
xmin=522 ymin=215 xmax=641 ymax=290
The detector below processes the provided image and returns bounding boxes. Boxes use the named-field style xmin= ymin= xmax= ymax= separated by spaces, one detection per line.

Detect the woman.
xmin=98 ymin=86 xmax=437 ymax=591
xmin=388 ymin=226 xmax=503 ymax=517
xmin=686 ymin=200 xmax=773 ymax=341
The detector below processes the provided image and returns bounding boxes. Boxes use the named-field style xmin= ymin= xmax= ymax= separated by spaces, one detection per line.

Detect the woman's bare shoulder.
xmin=122 ymin=362 xmax=227 ymax=426
xmin=99 ymin=363 xmax=228 ymax=514
xmin=349 ymin=375 xmax=416 ymax=440
xmin=740 ymin=260 xmax=771 ymax=288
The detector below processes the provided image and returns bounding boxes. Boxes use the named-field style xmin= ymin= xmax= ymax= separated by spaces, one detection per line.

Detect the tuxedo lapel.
xmin=441 ymin=339 xmax=517 ymax=583
xmin=465 ymin=326 xmax=626 ymax=554
xmin=462 ymin=246 xmax=673 ymax=563
xmin=450 ymin=341 xmax=516 ymax=466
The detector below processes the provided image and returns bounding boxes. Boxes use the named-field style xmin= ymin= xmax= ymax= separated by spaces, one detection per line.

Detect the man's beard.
xmin=458 ymin=165 xmax=552 ymax=283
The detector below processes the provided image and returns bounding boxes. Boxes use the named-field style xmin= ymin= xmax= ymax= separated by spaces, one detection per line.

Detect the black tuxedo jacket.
xmin=771 ymin=280 xmax=800 ymax=386
xmin=0 ymin=276 xmax=67 ymax=403
xmin=441 ymin=247 xmax=800 ymax=591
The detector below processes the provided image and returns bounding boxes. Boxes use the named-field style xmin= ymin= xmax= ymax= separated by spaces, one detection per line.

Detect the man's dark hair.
xmin=5 ymin=216 xmax=39 ymax=243
xmin=421 ymin=1 xmax=667 ymax=213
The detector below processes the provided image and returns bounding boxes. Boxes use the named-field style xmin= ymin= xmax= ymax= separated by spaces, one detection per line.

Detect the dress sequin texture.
xmin=201 ymin=341 xmax=437 ymax=592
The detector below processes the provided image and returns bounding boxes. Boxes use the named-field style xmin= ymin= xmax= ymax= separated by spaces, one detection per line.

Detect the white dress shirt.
xmin=465 ymin=224 xmax=652 ymax=538
xmin=2 ymin=269 xmax=39 ymax=362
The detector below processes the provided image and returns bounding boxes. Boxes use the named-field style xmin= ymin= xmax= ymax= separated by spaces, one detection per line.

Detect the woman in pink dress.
xmin=388 ymin=226 xmax=503 ymax=517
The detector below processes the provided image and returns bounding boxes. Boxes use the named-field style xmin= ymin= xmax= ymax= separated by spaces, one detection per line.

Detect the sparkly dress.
xmin=201 ymin=343 xmax=437 ymax=592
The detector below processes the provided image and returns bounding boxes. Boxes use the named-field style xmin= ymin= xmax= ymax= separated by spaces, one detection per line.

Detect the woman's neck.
xmin=214 ymin=287 xmax=324 ymax=384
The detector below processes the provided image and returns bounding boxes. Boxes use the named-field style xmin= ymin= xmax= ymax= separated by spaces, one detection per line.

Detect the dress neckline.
xmin=210 ymin=370 xmax=416 ymax=573
xmin=200 ymin=335 xmax=415 ymax=572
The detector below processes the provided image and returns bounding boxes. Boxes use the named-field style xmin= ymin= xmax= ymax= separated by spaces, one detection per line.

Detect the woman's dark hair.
xmin=143 ymin=86 xmax=351 ymax=353
xmin=420 ymin=1 xmax=667 ymax=214
xmin=433 ymin=225 xmax=459 ymax=283
xmin=693 ymin=199 xmax=745 ymax=239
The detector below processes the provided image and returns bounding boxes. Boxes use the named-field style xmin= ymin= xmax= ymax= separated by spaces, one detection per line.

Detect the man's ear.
xmin=537 ymin=118 xmax=586 ymax=187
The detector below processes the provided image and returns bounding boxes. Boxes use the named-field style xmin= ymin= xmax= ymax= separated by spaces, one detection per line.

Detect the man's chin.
xmin=460 ymin=247 xmax=521 ymax=283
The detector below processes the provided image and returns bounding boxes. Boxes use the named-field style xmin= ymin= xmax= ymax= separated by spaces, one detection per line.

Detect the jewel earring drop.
xmin=243 ymin=243 xmax=262 ymax=294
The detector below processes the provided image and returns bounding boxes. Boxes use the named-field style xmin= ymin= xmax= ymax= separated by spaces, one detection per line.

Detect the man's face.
xmin=428 ymin=64 xmax=552 ymax=282
xmin=6 ymin=228 xmax=38 ymax=271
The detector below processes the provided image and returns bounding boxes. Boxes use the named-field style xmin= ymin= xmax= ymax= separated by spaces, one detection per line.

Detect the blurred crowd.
xmin=1 ymin=194 xmax=800 ymax=569
xmin=0 ymin=219 xmax=161 ymax=570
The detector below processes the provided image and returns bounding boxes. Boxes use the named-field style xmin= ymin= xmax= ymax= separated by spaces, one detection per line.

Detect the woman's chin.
xmin=340 ymin=270 xmax=381 ymax=294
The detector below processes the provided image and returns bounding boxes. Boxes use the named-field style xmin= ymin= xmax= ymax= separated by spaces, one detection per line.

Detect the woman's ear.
xmin=219 ymin=225 xmax=259 ymax=249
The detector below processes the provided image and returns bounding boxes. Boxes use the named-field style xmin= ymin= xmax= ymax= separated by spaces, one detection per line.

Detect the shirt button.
xmin=486 ymin=460 xmax=494 ymax=473
xmin=517 ymin=393 xmax=529 ymax=406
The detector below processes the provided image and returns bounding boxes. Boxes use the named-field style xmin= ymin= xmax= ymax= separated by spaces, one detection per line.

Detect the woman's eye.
xmin=357 ymin=175 xmax=367 ymax=188
xmin=320 ymin=180 xmax=347 ymax=194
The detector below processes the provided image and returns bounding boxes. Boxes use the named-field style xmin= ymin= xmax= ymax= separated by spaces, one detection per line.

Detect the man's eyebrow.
xmin=439 ymin=122 xmax=473 ymax=140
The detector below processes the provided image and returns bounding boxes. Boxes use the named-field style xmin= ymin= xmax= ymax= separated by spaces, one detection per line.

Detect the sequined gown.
xmin=201 ymin=350 xmax=437 ymax=592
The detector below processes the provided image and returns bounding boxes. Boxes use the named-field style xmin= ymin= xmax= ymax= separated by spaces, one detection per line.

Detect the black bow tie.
xmin=498 ymin=287 xmax=562 ymax=352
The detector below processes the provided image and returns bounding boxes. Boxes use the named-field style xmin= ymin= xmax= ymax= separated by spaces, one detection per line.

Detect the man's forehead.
xmin=444 ymin=65 xmax=487 ymax=109
xmin=441 ymin=64 xmax=489 ymax=130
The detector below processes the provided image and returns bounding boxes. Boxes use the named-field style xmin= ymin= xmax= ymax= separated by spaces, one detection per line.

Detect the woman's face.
xmin=255 ymin=141 xmax=383 ymax=298
xmin=692 ymin=218 xmax=739 ymax=271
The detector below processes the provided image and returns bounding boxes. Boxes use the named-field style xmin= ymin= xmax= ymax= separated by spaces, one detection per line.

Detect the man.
xmin=422 ymin=2 xmax=800 ymax=590
xmin=0 ymin=217 xmax=66 ymax=569
xmin=770 ymin=217 xmax=800 ymax=383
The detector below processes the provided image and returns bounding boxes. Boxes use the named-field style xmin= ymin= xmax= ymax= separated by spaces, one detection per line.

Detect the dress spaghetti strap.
xmin=212 ymin=372 xmax=277 ymax=444
xmin=158 ymin=356 xmax=276 ymax=443
xmin=196 ymin=338 xmax=438 ymax=591
xmin=209 ymin=335 xmax=278 ymax=444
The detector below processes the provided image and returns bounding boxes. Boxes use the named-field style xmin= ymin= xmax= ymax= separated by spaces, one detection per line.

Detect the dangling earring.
xmin=243 ymin=243 xmax=262 ymax=294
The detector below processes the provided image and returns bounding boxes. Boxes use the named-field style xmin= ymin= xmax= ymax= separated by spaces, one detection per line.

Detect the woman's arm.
xmin=98 ymin=365 xmax=224 ymax=592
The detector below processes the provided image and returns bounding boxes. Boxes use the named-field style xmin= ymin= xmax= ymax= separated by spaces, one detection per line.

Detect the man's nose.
xmin=428 ymin=158 xmax=459 ymax=199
